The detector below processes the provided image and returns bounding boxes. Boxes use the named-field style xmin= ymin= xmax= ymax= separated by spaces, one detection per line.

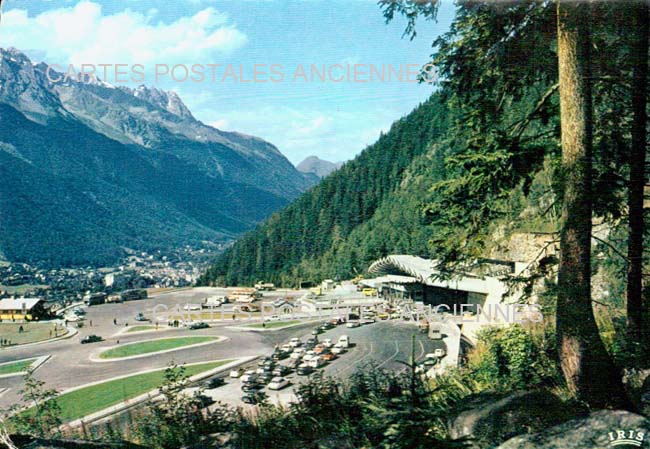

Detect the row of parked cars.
xmin=230 ymin=325 xmax=353 ymax=404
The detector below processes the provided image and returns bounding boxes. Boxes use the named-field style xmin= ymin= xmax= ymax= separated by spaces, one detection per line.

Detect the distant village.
xmin=0 ymin=245 xmax=221 ymax=315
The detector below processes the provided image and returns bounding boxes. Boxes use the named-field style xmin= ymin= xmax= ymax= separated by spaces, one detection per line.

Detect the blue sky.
xmin=0 ymin=0 xmax=454 ymax=164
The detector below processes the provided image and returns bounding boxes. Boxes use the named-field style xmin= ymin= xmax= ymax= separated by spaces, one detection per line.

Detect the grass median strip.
xmin=99 ymin=336 xmax=219 ymax=359
xmin=0 ymin=358 xmax=37 ymax=375
xmin=244 ymin=320 xmax=301 ymax=329
xmin=17 ymin=360 xmax=232 ymax=424
xmin=125 ymin=325 xmax=157 ymax=333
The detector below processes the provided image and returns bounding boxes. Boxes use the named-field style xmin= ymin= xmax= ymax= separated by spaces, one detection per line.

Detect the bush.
xmin=467 ymin=324 xmax=561 ymax=391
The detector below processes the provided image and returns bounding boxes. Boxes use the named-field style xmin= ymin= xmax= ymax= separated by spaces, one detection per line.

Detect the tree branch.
xmin=593 ymin=235 xmax=628 ymax=264
xmin=511 ymin=83 xmax=559 ymax=139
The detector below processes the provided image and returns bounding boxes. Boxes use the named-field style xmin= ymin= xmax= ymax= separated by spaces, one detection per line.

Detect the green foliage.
xmin=5 ymin=371 xmax=62 ymax=439
xmin=468 ymin=325 xmax=561 ymax=391
xmin=134 ymin=364 xmax=212 ymax=449
xmin=231 ymin=368 xmax=466 ymax=449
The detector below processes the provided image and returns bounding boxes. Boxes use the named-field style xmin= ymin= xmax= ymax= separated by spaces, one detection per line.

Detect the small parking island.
xmin=125 ymin=325 xmax=158 ymax=333
xmin=98 ymin=336 xmax=222 ymax=360
xmin=0 ymin=358 xmax=38 ymax=376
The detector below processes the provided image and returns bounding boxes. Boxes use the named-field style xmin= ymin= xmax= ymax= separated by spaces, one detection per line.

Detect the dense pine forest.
xmin=200 ymin=96 xmax=450 ymax=286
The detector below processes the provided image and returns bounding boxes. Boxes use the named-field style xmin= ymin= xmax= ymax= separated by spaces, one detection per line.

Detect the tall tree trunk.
xmin=627 ymin=1 xmax=649 ymax=349
xmin=556 ymin=0 xmax=629 ymax=409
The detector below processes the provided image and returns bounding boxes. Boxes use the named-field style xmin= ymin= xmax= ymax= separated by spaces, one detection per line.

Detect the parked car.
xmin=311 ymin=328 xmax=322 ymax=335
xmin=74 ymin=308 xmax=86 ymax=316
xmin=242 ymin=391 xmax=266 ymax=404
xmin=338 ymin=335 xmax=350 ymax=348
xmin=288 ymin=357 xmax=303 ymax=369
xmin=242 ymin=381 xmax=263 ymax=393
xmin=322 ymin=352 xmax=337 ymax=362
xmin=314 ymin=344 xmax=326 ymax=354
xmin=292 ymin=346 xmax=306 ymax=355
xmin=305 ymin=337 xmax=318 ymax=349
xmin=272 ymin=299 xmax=286 ymax=308
xmin=268 ymin=377 xmax=289 ymax=390
xmin=258 ymin=357 xmax=274 ymax=367
xmin=80 ymin=335 xmax=102 ymax=344
xmin=230 ymin=367 xmax=245 ymax=378
xmin=289 ymin=338 xmax=301 ymax=348
xmin=134 ymin=313 xmax=148 ymax=322
xmin=272 ymin=349 xmax=289 ymax=361
xmin=422 ymin=357 xmax=437 ymax=368
xmin=189 ymin=322 xmax=210 ymax=330
xmin=272 ymin=365 xmax=291 ymax=377
xmin=307 ymin=355 xmax=326 ymax=369
xmin=297 ymin=363 xmax=313 ymax=376
xmin=264 ymin=314 xmax=280 ymax=322
xmin=281 ymin=344 xmax=293 ymax=352
xmin=195 ymin=394 xmax=215 ymax=407
xmin=332 ymin=343 xmax=347 ymax=354
xmin=258 ymin=372 xmax=274 ymax=384
xmin=241 ymin=370 xmax=259 ymax=383
xmin=346 ymin=321 xmax=361 ymax=328
xmin=205 ymin=377 xmax=226 ymax=389
xmin=322 ymin=338 xmax=333 ymax=348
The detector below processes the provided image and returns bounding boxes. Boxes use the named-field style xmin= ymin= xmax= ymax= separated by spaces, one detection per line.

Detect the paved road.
xmin=0 ymin=287 xmax=443 ymax=415
xmin=0 ymin=287 xmax=307 ymax=409
xmin=202 ymin=320 xmax=445 ymax=409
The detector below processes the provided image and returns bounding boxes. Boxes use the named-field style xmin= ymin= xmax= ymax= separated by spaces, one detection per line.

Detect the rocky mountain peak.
xmin=296 ymin=156 xmax=343 ymax=178
xmin=132 ymin=85 xmax=194 ymax=120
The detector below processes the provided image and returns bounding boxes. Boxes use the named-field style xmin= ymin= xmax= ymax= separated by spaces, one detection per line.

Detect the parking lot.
xmin=198 ymin=319 xmax=446 ymax=409
xmin=0 ymin=287 xmax=445 ymax=421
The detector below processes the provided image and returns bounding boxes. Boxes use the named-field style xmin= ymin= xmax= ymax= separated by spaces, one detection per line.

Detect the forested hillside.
xmin=201 ymin=96 xmax=449 ymax=285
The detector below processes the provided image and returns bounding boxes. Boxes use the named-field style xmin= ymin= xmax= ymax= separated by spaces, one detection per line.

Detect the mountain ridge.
xmin=0 ymin=47 xmax=316 ymax=267
xmin=296 ymin=156 xmax=344 ymax=178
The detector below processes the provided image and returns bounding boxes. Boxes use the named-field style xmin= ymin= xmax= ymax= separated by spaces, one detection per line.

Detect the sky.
xmin=0 ymin=0 xmax=454 ymax=164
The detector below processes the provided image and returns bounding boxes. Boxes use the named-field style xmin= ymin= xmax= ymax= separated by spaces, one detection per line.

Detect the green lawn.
xmin=0 ymin=358 xmax=37 ymax=375
xmin=18 ymin=360 xmax=232 ymax=424
xmin=0 ymin=284 xmax=49 ymax=295
xmin=0 ymin=322 xmax=66 ymax=345
xmin=125 ymin=325 xmax=157 ymax=333
xmin=245 ymin=320 xmax=301 ymax=329
xmin=99 ymin=336 xmax=219 ymax=359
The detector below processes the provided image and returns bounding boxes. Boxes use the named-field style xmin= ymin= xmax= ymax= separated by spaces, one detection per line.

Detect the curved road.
xmin=0 ymin=288 xmax=443 ymax=412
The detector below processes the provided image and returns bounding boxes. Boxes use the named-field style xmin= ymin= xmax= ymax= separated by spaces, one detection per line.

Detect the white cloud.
xmin=0 ymin=1 xmax=247 ymax=66
xmin=209 ymin=118 xmax=230 ymax=129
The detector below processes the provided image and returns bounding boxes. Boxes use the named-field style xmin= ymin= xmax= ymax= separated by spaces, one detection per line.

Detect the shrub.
xmin=467 ymin=324 xmax=561 ymax=391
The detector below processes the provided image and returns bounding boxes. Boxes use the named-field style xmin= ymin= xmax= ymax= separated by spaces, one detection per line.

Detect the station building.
xmin=0 ymin=297 xmax=46 ymax=321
